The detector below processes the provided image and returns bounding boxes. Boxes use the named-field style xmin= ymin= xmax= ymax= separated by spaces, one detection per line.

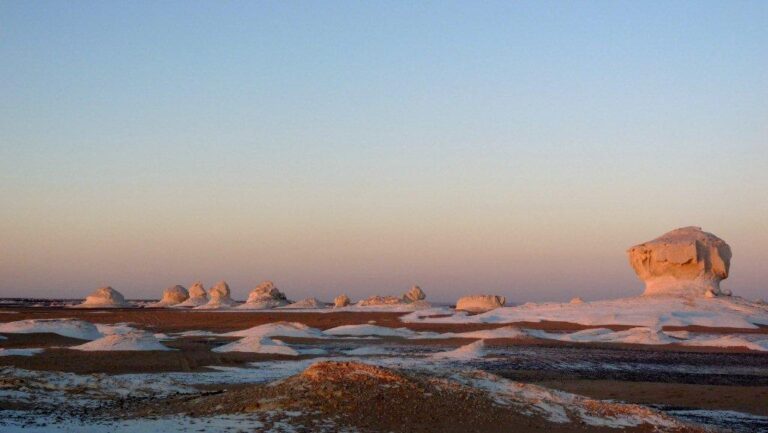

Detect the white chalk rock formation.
xmin=174 ymin=282 xmax=208 ymax=307
xmin=357 ymin=295 xmax=405 ymax=307
xmin=627 ymin=226 xmax=732 ymax=297
xmin=334 ymin=294 xmax=351 ymax=308
xmin=455 ymin=295 xmax=506 ymax=313
xmin=402 ymin=285 xmax=426 ymax=303
xmin=77 ymin=286 xmax=129 ymax=308
xmin=282 ymin=298 xmax=327 ymax=309
xmin=197 ymin=281 xmax=237 ymax=308
xmin=238 ymin=281 xmax=290 ymax=309
xmin=148 ymin=285 xmax=189 ymax=307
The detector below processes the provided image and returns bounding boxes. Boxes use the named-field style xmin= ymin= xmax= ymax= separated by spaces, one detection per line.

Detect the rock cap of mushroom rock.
xmin=455 ymin=295 xmax=506 ymax=313
xmin=197 ymin=281 xmax=237 ymax=308
xmin=78 ymin=286 xmax=129 ymax=308
xmin=402 ymin=285 xmax=426 ymax=303
xmin=334 ymin=294 xmax=351 ymax=308
xmin=238 ymin=281 xmax=290 ymax=309
xmin=174 ymin=282 xmax=208 ymax=307
xmin=148 ymin=285 xmax=189 ymax=308
xmin=627 ymin=226 xmax=732 ymax=297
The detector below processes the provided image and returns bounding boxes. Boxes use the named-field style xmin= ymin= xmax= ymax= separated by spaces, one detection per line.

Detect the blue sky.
xmin=1 ymin=1 xmax=767 ymax=301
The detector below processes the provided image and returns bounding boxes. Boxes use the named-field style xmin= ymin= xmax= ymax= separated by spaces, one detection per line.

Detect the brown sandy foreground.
xmin=119 ymin=361 xmax=706 ymax=433
xmin=2 ymin=307 xmax=768 ymax=432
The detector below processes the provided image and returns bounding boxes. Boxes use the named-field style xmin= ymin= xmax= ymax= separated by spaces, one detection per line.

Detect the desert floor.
xmin=1 ymin=307 xmax=767 ymax=432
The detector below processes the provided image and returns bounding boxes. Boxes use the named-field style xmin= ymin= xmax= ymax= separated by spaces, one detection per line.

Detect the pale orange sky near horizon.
xmin=1 ymin=2 xmax=767 ymax=302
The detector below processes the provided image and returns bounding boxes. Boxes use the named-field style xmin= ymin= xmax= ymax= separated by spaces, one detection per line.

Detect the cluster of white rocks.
xmin=174 ymin=282 xmax=208 ymax=307
xmin=199 ymin=281 xmax=238 ymax=309
xmin=74 ymin=226 xmax=752 ymax=314
xmin=353 ymin=285 xmax=430 ymax=308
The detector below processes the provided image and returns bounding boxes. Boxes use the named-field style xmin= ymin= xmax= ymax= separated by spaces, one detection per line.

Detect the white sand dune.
xmin=212 ymin=336 xmax=299 ymax=355
xmin=431 ymin=340 xmax=485 ymax=360
xmin=0 ymin=319 xmax=103 ymax=340
xmin=223 ymin=322 xmax=325 ymax=339
xmin=71 ymin=331 xmax=172 ymax=351
xmin=403 ymin=296 xmax=768 ymax=329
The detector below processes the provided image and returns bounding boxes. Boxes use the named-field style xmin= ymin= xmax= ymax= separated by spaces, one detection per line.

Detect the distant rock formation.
xmin=148 ymin=285 xmax=189 ymax=307
xmin=77 ymin=286 xmax=129 ymax=308
xmin=358 ymin=295 xmax=404 ymax=307
xmin=282 ymin=298 xmax=327 ymax=309
xmin=627 ymin=227 xmax=732 ymax=297
xmin=197 ymin=281 xmax=237 ymax=308
xmin=334 ymin=294 xmax=351 ymax=308
xmin=402 ymin=285 xmax=426 ymax=303
xmin=358 ymin=287 xmax=431 ymax=309
xmin=238 ymin=281 xmax=290 ymax=309
xmin=455 ymin=295 xmax=506 ymax=313
xmin=569 ymin=297 xmax=584 ymax=304
xmin=174 ymin=282 xmax=208 ymax=307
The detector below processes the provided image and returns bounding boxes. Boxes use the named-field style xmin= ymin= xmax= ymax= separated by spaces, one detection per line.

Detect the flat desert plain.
xmin=1 ymin=306 xmax=767 ymax=433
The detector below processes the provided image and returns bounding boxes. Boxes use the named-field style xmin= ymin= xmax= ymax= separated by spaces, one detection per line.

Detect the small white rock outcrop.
xmin=197 ymin=281 xmax=237 ymax=308
xmin=627 ymin=226 xmax=732 ymax=297
xmin=282 ymin=298 xmax=327 ymax=309
xmin=238 ymin=281 xmax=290 ymax=309
xmin=77 ymin=286 xmax=129 ymax=308
xmin=402 ymin=285 xmax=426 ymax=303
xmin=357 ymin=295 xmax=405 ymax=307
xmin=334 ymin=294 xmax=351 ymax=308
xmin=455 ymin=295 xmax=506 ymax=313
xmin=148 ymin=285 xmax=189 ymax=307
xmin=174 ymin=282 xmax=208 ymax=307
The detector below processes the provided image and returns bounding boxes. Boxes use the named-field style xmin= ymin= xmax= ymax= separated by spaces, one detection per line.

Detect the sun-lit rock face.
xmin=628 ymin=226 xmax=732 ymax=297
xmin=149 ymin=285 xmax=189 ymax=307
xmin=246 ymin=281 xmax=288 ymax=303
xmin=188 ymin=282 xmax=207 ymax=299
xmin=174 ymin=282 xmax=208 ymax=307
xmin=79 ymin=286 xmax=128 ymax=308
xmin=455 ymin=295 xmax=506 ymax=313
xmin=239 ymin=281 xmax=289 ymax=309
xmin=358 ymin=295 xmax=405 ymax=307
xmin=198 ymin=281 xmax=237 ymax=308
xmin=402 ymin=285 xmax=426 ymax=303
xmin=334 ymin=294 xmax=351 ymax=308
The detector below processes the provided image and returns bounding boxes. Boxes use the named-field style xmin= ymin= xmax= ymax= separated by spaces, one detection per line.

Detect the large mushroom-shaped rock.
xmin=77 ymin=286 xmax=129 ymax=308
xmin=197 ymin=281 xmax=237 ymax=308
xmin=334 ymin=294 xmax=351 ymax=308
xmin=455 ymin=295 xmax=506 ymax=313
xmin=627 ymin=226 xmax=732 ymax=297
xmin=402 ymin=285 xmax=426 ymax=303
xmin=238 ymin=281 xmax=290 ymax=309
xmin=148 ymin=285 xmax=189 ymax=307
xmin=174 ymin=282 xmax=208 ymax=307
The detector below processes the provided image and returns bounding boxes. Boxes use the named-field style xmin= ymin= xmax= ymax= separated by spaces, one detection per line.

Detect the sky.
xmin=1 ymin=1 xmax=767 ymax=302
